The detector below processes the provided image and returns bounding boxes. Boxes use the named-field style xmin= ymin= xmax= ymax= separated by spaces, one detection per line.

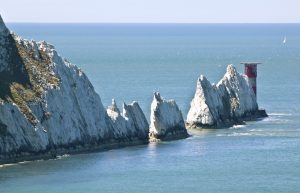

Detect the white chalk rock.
xmin=107 ymin=99 xmax=149 ymax=140
xmin=149 ymin=92 xmax=188 ymax=141
xmin=0 ymin=16 xmax=149 ymax=163
xmin=187 ymin=64 xmax=267 ymax=128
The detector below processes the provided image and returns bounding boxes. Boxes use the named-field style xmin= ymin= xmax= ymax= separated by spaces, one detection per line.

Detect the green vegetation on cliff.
xmin=0 ymin=33 xmax=60 ymax=125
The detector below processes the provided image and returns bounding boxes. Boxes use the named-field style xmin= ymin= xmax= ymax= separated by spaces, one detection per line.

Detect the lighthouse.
xmin=240 ymin=62 xmax=262 ymax=97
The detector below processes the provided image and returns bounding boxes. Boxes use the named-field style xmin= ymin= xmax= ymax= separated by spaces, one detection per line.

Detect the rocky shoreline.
xmin=187 ymin=109 xmax=268 ymax=129
xmin=0 ymin=139 xmax=148 ymax=165
xmin=0 ymin=14 xmax=267 ymax=164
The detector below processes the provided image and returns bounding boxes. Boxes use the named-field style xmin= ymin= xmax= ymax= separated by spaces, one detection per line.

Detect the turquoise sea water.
xmin=1 ymin=23 xmax=300 ymax=193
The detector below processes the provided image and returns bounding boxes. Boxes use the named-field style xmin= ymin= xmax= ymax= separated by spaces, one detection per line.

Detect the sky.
xmin=0 ymin=0 xmax=299 ymax=23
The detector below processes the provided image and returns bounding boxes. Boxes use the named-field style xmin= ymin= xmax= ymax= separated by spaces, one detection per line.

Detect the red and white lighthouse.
xmin=240 ymin=62 xmax=262 ymax=97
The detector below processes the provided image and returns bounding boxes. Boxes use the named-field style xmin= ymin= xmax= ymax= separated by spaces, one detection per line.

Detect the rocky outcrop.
xmin=0 ymin=15 xmax=149 ymax=164
xmin=186 ymin=64 xmax=267 ymax=128
xmin=149 ymin=92 xmax=188 ymax=141
xmin=107 ymin=99 xmax=149 ymax=140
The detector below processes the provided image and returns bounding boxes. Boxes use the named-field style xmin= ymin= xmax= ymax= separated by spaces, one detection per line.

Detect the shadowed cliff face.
xmin=0 ymin=16 xmax=36 ymax=124
xmin=0 ymin=15 xmax=60 ymax=125
xmin=0 ymin=21 xmax=31 ymax=100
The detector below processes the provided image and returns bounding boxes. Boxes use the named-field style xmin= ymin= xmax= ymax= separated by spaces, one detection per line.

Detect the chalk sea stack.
xmin=149 ymin=92 xmax=188 ymax=141
xmin=106 ymin=99 xmax=149 ymax=140
xmin=186 ymin=64 xmax=267 ymax=129
xmin=0 ymin=15 xmax=149 ymax=164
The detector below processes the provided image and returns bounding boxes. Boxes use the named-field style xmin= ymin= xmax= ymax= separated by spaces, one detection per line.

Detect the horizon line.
xmin=6 ymin=22 xmax=300 ymax=25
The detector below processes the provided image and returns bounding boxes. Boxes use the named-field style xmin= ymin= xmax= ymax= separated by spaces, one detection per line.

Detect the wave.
xmin=249 ymin=129 xmax=263 ymax=132
xmin=216 ymin=132 xmax=251 ymax=137
xmin=56 ymin=154 xmax=70 ymax=160
xmin=268 ymin=113 xmax=292 ymax=116
xmin=230 ymin=125 xmax=246 ymax=129
xmin=0 ymin=163 xmax=18 ymax=168
xmin=0 ymin=154 xmax=70 ymax=169
xmin=217 ymin=131 xmax=274 ymax=137
xmin=17 ymin=161 xmax=32 ymax=164
xmin=261 ymin=117 xmax=291 ymax=123
xmin=228 ymin=132 xmax=252 ymax=136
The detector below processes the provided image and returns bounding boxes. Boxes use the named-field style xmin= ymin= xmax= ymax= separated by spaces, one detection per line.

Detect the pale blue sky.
xmin=1 ymin=0 xmax=299 ymax=23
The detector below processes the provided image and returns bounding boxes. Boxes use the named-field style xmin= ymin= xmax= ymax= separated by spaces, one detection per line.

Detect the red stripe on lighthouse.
xmin=244 ymin=64 xmax=257 ymax=96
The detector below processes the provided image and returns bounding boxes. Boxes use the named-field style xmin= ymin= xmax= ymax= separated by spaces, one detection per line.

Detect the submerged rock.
xmin=0 ymin=15 xmax=149 ymax=164
xmin=186 ymin=64 xmax=267 ymax=128
xmin=149 ymin=92 xmax=188 ymax=141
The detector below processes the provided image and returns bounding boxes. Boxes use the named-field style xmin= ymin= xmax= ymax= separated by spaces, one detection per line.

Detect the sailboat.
xmin=283 ymin=36 xmax=287 ymax=44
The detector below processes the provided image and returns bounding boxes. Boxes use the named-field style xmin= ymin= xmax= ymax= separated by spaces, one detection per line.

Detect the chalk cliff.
xmin=149 ymin=92 xmax=188 ymax=141
xmin=186 ymin=64 xmax=267 ymax=128
xmin=0 ymin=15 xmax=148 ymax=164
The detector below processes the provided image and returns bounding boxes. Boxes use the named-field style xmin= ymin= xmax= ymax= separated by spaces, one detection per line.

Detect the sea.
xmin=0 ymin=23 xmax=300 ymax=193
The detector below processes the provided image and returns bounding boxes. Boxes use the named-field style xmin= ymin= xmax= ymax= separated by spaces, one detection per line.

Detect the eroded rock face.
xmin=149 ymin=92 xmax=188 ymax=141
xmin=0 ymin=15 xmax=149 ymax=163
xmin=107 ymin=99 xmax=149 ymax=140
xmin=186 ymin=64 xmax=267 ymax=128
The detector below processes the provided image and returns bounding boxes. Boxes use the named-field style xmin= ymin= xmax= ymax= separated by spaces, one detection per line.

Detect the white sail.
xmin=283 ymin=36 xmax=286 ymax=44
